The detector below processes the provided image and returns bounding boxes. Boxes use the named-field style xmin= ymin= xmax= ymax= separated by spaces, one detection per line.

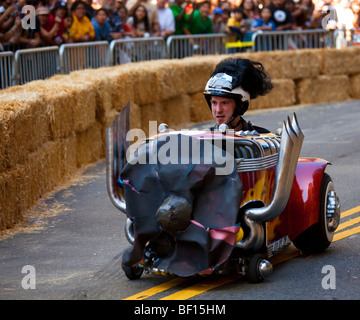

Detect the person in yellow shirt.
xmin=70 ymin=0 xmax=95 ymax=42
xmin=226 ymin=7 xmax=247 ymax=43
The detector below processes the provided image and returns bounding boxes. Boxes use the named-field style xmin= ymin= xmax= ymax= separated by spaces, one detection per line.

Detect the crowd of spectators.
xmin=1 ymin=0 xmax=360 ymax=50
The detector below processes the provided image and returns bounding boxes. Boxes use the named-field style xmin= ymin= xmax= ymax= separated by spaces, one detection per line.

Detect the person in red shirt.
xmin=48 ymin=1 xmax=68 ymax=44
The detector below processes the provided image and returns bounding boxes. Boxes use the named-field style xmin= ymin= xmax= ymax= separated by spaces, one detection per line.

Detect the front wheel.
xmin=293 ymin=173 xmax=340 ymax=253
xmin=247 ymin=254 xmax=266 ymax=283
xmin=122 ymin=264 xmax=144 ymax=280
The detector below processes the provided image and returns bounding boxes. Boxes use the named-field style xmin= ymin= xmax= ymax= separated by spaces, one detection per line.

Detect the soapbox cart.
xmin=106 ymin=103 xmax=341 ymax=283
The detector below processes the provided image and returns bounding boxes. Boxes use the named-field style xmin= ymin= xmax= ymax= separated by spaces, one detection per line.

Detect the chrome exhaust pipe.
xmin=246 ymin=113 xmax=304 ymax=223
xmin=105 ymin=103 xmax=130 ymax=214
xmin=236 ymin=114 xmax=304 ymax=250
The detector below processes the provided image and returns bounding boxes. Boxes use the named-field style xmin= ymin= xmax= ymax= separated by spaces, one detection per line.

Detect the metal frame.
xmin=166 ymin=33 xmax=227 ymax=59
xmin=59 ymin=41 xmax=110 ymax=74
xmin=14 ymin=46 xmax=60 ymax=85
xmin=0 ymin=51 xmax=15 ymax=89
xmin=251 ymin=28 xmax=334 ymax=51
xmin=109 ymin=37 xmax=165 ymax=65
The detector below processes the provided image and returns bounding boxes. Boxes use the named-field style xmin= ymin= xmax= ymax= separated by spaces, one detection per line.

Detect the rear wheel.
xmin=293 ymin=173 xmax=340 ymax=253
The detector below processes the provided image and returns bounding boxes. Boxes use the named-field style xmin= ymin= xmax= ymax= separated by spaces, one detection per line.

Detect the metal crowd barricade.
xmin=59 ymin=41 xmax=110 ymax=74
xmin=251 ymin=29 xmax=334 ymax=51
xmin=109 ymin=37 xmax=166 ymax=65
xmin=0 ymin=51 xmax=15 ymax=89
xmin=14 ymin=46 xmax=60 ymax=85
xmin=166 ymin=33 xmax=227 ymax=59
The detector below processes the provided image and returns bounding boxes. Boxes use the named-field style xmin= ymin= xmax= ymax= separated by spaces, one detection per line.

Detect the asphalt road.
xmin=1 ymin=100 xmax=360 ymax=303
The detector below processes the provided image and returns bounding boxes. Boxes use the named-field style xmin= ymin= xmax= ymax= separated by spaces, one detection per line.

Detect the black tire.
xmin=293 ymin=173 xmax=335 ymax=254
xmin=248 ymin=253 xmax=265 ymax=283
xmin=122 ymin=264 xmax=144 ymax=280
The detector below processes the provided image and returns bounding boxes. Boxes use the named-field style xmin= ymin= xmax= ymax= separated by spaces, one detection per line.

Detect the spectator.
xmin=156 ymin=0 xmax=175 ymax=38
xmin=169 ymin=0 xmax=187 ymax=35
xmin=127 ymin=0 xmax=160 ymax=34
xmin=351 ymin=0 xmax=360 ymax=28
xmin=269 ymin=0 xmax=294 ymax=30
xmin=240 ymin=0 xmax=260 ymax=22
xmin=0 ymin=14 xmax=21 ymax=45
xmin=37 ymin=6 xmax=61 ymax=45
xmin=84 ymin=0 xmax=96 ymax=20
xmin=127 ymin=4 xmax=152 ymax=37
xmin=39 ymin=0 xmax=53 ymax=10
xmin=48 ymin=1 xmax=67 ymax=44
xmin=0 ymin=0 xmax=19 ymax=33
xmin=102 ymin=0 xmax=123 ymax=40
xmin=183 ymin=0 xmax=213 ymax=35
xmin=212 ymin=7 xmax=229 ymax=33
xmin=226 ymin=7 xmax=247 ymax=42
xmin=292 ymin=0 xmax=314 ymax=29
xmin=118 ymin=5 xmax=133 ymax=37
xmin=63 ymin=12 xmax=74 ymax=42
xmin=18 ymin=7 xmax=42 ymax=48
xmin=308 ymin=1 xmax=333 ymax=29
xmin=252 ymin=6 xmax=276 ymax=31
xmin=92 ymin=8 xmax=112 ymax=41
xmin=70 ymin=0 xmax=95 ymax=42
xmin=219 ymin=0 xmax=231 ymax=11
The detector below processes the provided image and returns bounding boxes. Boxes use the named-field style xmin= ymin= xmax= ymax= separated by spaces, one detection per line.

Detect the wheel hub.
xmin=326 ymin=190 xmax=341 ymax=232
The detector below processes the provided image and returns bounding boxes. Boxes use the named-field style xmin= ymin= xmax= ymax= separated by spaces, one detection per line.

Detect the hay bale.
xmin=251 ymin=79 xmax=295 ymax=110
xmin=349 ymin=73 xmax=360 ymax=99
xmin=0 ymin=91 xmax=50 ymax=171
xmin=297 ymin=75 xmax=350 ymax=104
xmin=125 ymin=61 xmax=160 ymax=105
xmin=0 ymin=140 xmax=69 ymax=231
xmin=76 ymin=122 xmax=103 ymax=167
xmin=189 ymin=92 xmax=212 ymax=123
xmin=147 ymin=60 xmax=189 ymax=101
xmin=23 ymin=78 xmax=97 ymax=138
xmin=245 ymin=49 xmax=322 ymax=80
xmin=162 ymin=94 xmax=191 ymax=130
xmin=93 ymin=64 xmax=136 ymax=112
xmin=321 ymin=47 xmax=360 ymax=76
xmin=140 ymin=101 xmax=164 ymax=135
xmin=0 ymin=166 xmax=23 ymax=230
xmin=180 ymin=56 xmax=218 ymax=94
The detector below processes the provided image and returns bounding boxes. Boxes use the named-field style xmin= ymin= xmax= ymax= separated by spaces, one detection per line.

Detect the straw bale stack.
xmin=297 ymin=75 xmax=350 ymax=104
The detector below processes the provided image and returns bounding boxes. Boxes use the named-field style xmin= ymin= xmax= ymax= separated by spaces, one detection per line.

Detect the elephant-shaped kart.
xmin=106 ymin=103 xmax=341 ymax=283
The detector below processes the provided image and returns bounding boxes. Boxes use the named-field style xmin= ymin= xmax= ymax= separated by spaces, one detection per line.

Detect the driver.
xmin=204 ymin=57 xmax=273 ymax=133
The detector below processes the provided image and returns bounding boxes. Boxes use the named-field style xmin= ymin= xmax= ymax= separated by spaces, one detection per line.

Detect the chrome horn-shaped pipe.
xmin=236 ymin=114 xmax=304 ymax=250
xmin=246 ymin=113 xmax=304 ymax=223
xmin=105 ymin=103 xmax=130 ymax=214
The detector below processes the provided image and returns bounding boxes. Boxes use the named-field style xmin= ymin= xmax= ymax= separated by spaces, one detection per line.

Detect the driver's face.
xmin=210 ymin=96 xmax=237 ymax=126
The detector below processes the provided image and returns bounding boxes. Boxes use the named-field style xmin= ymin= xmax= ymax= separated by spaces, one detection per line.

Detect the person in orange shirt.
xmin=70 ymin=0 xmax=95 ymax=42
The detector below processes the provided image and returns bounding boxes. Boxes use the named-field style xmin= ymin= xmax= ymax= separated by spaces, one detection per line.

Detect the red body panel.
xmin=266 ymin=158 xmax=329 ymax=244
